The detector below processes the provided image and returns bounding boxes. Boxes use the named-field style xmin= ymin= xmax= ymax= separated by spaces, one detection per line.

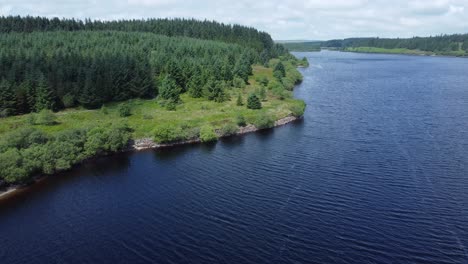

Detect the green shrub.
xmin=253 ymin=112 xmax=275 ymax=129
xmin=233 ymin=76 xmax=246 ymax=89
xmin=247 ymin=93 xmax=262 ymax=109
xmin=84 ymin=123 xmax=131 ymax=156
xmin=0 ymin=148 xmax=28 ymax=183
xmin=273 ymin=70 xmax=283 ymax=81
xmin=219 ymin=122 xmax=238 ymax=137
xmin=119 ymin=104 xmax=132 ymax=117
xmin=282 ymin=77 xmax=295 ymax=91
xmin=36 ymin=109 xmax=57 ymax=125
xmin=235 ymin=114 xmax=247 ymax=127
xmin=165 ymin=100 xmax=177 ymax=111
xmin=200 ymin=125 xmax=217 ymax=142
xmin=153 ymin=124 xmax=186 ymax=143
xmin=286 ymin=67 xmax=303 ymax=84
xmin=290 ymin=101 xmax=306 ymax=117
xmin=185 ymin=126 xmax=200 ymax=140
xmin=0 ymin=124 xmax=131 ymax=184
xmin=271 ymin=84 xmax=290 ymax=100
xmin=267 ymin=79 xmax=283 ymax=90
xmin=0 ymin=127 xmax=48 ymax=152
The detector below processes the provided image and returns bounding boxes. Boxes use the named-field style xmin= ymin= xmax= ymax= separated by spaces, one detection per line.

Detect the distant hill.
xmin=281 ymin=41 xmax=323 ymax=52
xmin=275 ymin=40 xmax=321 ymax=43
xmin=321 ymin=34 xmax=468 ymax=56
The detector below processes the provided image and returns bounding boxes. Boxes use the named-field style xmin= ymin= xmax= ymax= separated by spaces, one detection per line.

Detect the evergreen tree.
xmin=0 ymin=79 xmax=16 ymax=116
xmin=203 ymin=79 xmax=228 ymax=102
xmin=233 ymin=55 xmax=252 ymax=83
xmin=15 ymin=85 xmax=29 ymax=115
xmin=34 ymin=75 xmax=55 ymax=111
xmin=188 ymin=73 xmax=203 ymax=98
xmin=274 ymin=61 xmax=286 ymax=77
xmin=159 ymin=75 xmax=181 ymax=103
xmin=247 ymin=93 xmax=262 ymax=109
xmin=78 ymin=70 xmax=101 ymax=109
xmin=166 ymin=60 xmax=185 ymax=91
xmin=260 ymin=50 xmax=270 ymax=66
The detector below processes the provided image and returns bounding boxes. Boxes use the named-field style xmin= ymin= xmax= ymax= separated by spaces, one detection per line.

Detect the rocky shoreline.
xmin=131 ymin=115 xmax=299 ymax=151
xmin=0 ymin=115 xmax=301 ymax=199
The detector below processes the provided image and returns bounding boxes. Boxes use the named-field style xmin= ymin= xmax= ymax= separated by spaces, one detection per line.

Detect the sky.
xmin=1 ymin=0 xmax=467 ymax=40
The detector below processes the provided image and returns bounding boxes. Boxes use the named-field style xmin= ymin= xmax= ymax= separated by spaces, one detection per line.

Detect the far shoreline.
xmin=317 ymin=48 xmax=468 ymax=59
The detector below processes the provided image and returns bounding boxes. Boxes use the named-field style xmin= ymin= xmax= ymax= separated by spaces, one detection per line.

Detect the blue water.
xmin=1 ymin=51 xmax=468 ymax=263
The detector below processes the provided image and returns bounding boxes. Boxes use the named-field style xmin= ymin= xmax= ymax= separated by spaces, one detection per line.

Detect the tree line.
xmin=0 ymin=30 xmax=261 ymax=116
xmin=322 ymin=34 xmax=468 ymax=54
xmin=0 ymin=16 xmax=290 ymax=117
xmin=0 ymin=16 xmax=287 ymax=55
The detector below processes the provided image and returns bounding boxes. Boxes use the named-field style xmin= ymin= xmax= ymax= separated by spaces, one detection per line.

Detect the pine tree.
xmin=233 ymin=55 xmax=252 ymax=83
xmin=188 ymin=74 xmax=203 ymax=98
xmin=15 ymin=84 xmax=29 ymax=115
xmin=247 ymin=93 xmax=261 ymax=109
xmin=274 ymin=61 xmax=286 ymax=77
xmin=0 ymin=79 xmax=16 ymax=116
xmin=158 ymin=75 xmax=181 ymax=103
xmin=260 ymin=50 xmax=270 ymax=66
xmin=35 ymin=75 xmax=55 ymax=111
xmin=25 ymin=81 xmax=36 ymax=113
xmin=203 ymin=79 xmax=228 ymax=102
xmin=166 ymin=60 xmax=185 ymax=91
xmin=78 ymin=70 xmax=101 ymax=109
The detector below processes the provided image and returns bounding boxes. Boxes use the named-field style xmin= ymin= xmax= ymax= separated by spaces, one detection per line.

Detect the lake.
xmin=1 ymin=50 xmax=467 ymax=263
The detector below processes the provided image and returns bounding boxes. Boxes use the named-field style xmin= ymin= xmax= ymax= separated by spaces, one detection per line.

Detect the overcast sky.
xmin=1 ymin=0 xmax=467 ymax=40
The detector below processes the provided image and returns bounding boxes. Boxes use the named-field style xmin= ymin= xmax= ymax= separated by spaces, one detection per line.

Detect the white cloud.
xmin=0 ymin=4 xmax=13 ymax=15
xmin=1 ymin=0 xmax=468 ymax=40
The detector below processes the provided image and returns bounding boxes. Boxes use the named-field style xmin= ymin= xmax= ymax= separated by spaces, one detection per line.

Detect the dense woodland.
xmin=0 ymin=16 xmax=288 ymax=117
xmin=281 ymin=42 xmax=321 ymax=52
xmin=0 ymin=16 xmax=307 ymax=185
xmin=0 ymin=16 xmax=280 ymax=53
xmin=322 ymin=34 xmax=468 ymax=54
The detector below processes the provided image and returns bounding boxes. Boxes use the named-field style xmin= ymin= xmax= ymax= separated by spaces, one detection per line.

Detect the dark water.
xmin=1 ymin=51 xmax=468 ymax=264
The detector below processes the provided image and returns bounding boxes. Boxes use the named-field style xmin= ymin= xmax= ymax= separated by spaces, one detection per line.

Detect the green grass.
xmin=0 ymin=64 xmax=304 ymax=140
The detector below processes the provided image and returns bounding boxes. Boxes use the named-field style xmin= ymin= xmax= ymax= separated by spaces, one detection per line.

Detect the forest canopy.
xmin=0 ymin=16 xmax=289 ymax=117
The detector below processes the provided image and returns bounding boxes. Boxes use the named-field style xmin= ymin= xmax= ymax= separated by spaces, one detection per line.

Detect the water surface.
xmin=1 ymin=51 xmax=468 ymax=263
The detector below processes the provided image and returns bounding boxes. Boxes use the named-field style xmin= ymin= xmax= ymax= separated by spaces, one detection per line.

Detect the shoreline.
xmin=341 ymin=49 xmax=466 ymax=58
xmin=131 ymin=115 xmax=299 ymax=151
xmin=316 ymin=48 xmax=467 ymax=58
xmin=0 ymin=115 xmax=301 ymax=200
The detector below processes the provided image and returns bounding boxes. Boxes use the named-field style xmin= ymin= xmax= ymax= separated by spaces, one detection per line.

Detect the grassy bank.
xmin=0 ymin=58 xmax=306 ymax=185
